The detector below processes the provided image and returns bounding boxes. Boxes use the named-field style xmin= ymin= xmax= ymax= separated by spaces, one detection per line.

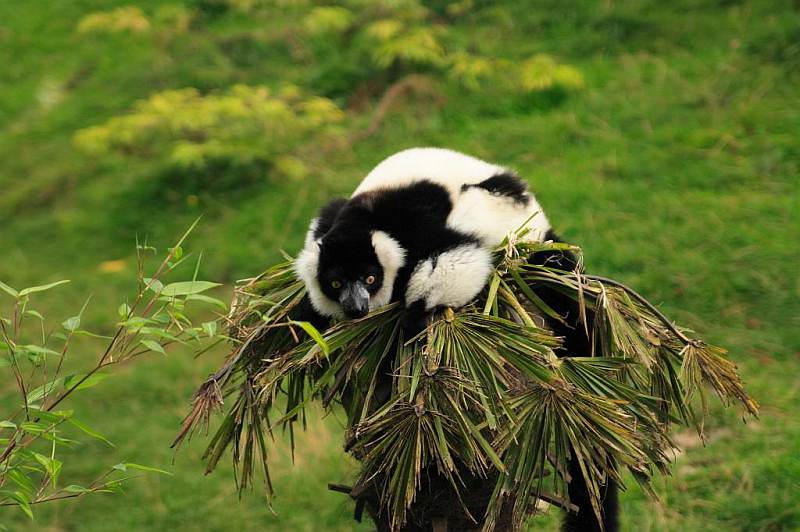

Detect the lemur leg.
xmin=403 ymin=243 xmax=493 ymax=333
xmin=564 ymin=457 xmax=619 ymax=532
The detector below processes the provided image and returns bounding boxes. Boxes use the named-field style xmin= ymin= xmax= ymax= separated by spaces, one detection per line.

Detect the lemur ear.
xmin=314 ymin=198 xmax=348 ymax=238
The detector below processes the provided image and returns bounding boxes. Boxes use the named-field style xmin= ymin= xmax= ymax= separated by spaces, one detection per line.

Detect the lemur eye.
xmin=331 ymin=280 xmax=342 ymax=289
xmin=365 ymin=275 xmax=376 ymax=285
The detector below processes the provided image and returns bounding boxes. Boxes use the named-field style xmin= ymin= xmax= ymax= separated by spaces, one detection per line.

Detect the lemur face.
xmin=295 ymin=211 xmax=406 ymax=320
xmin=317 ymin=231 xmax=384 ymax=319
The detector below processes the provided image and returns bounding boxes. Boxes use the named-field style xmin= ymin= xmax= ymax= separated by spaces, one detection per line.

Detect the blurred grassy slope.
xmin=1 ymin=0 xmax=798 ymax=530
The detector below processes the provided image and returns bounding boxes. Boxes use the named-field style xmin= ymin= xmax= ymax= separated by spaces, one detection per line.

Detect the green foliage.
xmin=153 ymin=4 xmax=195 ymax=35
xmin=448 ymin=52 xmax=498 ymax=91
xmin=0 ymin=227 xmax=227 ymax=520
xmin=294 ymin=0 xmax=581 ymax=96
xmin=65 ymin=0 xmax=582 ymax=209
xmin=303 ymin=6 xmax=354 ymax=35
xmin=78 ymin=4 xmax=194 ymax=36
xmin=178 ymin=234 xmax=756 ymax=530
xmin=517 ymin=54 xmax=585 ymax=93
xmin=73 ymin=85 xmax=343 ymax=183
xmin=77 ymin=6 xmax=152 ymax=34
xmin=364 ymin=18 xmax=446 ymax=70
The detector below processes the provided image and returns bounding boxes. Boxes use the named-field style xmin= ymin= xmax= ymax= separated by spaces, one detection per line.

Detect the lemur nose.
xmin=342 ymin=299 xmax=368 ymax=319
xmin=348 ymin=306 xmax=368 ymax=319
xmin=339 ymin=283 xmax=370 ymax=319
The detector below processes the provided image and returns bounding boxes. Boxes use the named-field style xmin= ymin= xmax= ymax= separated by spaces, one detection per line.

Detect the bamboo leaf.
xmin=181 ymin=251 xmax=756 ymax=531
xmin=69 ymin=417 xmax=115 ymax=447
xmin=0 ymin=280 xmax=19 ymax=298
xmin=19 ymin=280 xmax=70 ymax=297
xmin=64 ymin=373 xmax=110 ymax=391
xmin=114 ymin=463 xmax=172 ymax=475
xmin=140 ymin=339 xmax=166 ymax=355
xmin=160 ymin=281 xmax=221 ymax=297
xmin=290 ymin=320 xmax=330 ymax=357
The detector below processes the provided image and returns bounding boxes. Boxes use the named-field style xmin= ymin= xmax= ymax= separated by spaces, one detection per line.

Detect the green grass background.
xmin=1 ymin=0 xmax=798 ymax=530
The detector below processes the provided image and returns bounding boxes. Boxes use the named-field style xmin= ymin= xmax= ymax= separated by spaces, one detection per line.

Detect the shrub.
xmin=0 ymin=226 xmax=226 ymax=520
xmin=77 ymin=6 xmax=151 ymax=35
xmin=77 ymin=5 xmax=194 ymax=36
xmin=294 ymin=0 xmax=584 ymax=97
xmin=73 ymin=85 xmax=344 ymax=183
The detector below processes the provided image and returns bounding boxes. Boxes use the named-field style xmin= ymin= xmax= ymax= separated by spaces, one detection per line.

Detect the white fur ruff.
xmin=369 ymin=231 xmax=406 ymax=310
xmin=294 ymin=219 xmax=344 ymax=318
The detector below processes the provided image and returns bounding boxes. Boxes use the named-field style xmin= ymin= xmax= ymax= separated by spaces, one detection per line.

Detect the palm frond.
xmin=177 ymin=239 xmax=757 ymax=531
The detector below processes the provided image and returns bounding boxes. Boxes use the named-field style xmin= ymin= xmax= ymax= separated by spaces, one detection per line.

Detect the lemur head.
xmin=317 ymin=228 xmax=382 ymax=318
xmin=295 ymin=201 xmax=405 ymax=320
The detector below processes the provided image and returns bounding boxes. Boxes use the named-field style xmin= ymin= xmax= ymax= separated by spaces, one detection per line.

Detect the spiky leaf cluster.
xmin=176 ymin=237 xmax=757 ymax=531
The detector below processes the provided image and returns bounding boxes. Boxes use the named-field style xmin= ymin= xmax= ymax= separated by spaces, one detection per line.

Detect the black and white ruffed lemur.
xmin=293 ymin=147 xmax=618 ymax=532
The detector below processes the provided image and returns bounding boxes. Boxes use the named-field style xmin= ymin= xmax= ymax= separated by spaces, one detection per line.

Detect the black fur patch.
xmin=318 ymin=226 xmax=381 ymax=302
xmin=318 ymin=180 xmax=479 ymax=305
xmin=527 ymin=229 xmax=588 ymax=355
xmin=313 ymin=198 xmax=348 ymax=239
xmin=461 ymin=172 xmax=530 ymax=204
xmin=564 ymin=457 xmax=619 ymax=532
xmin=401 ymin=299 xmax=430 ymax=337
xmin=533 ymin=229 xmax=580 ymax=270
xmin=290 ymin=294 xmax=331 ymax=332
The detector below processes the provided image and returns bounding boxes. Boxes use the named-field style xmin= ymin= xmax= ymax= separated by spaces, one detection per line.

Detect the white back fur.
xmin=355 ymin=147 xmax=551 ymax=245
xmin=355 ymin=147 xmax=506 ymax=199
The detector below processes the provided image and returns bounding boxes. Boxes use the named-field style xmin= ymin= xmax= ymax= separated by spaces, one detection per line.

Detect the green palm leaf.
xmin=177 ymin=239 xmax=757 ymax=531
